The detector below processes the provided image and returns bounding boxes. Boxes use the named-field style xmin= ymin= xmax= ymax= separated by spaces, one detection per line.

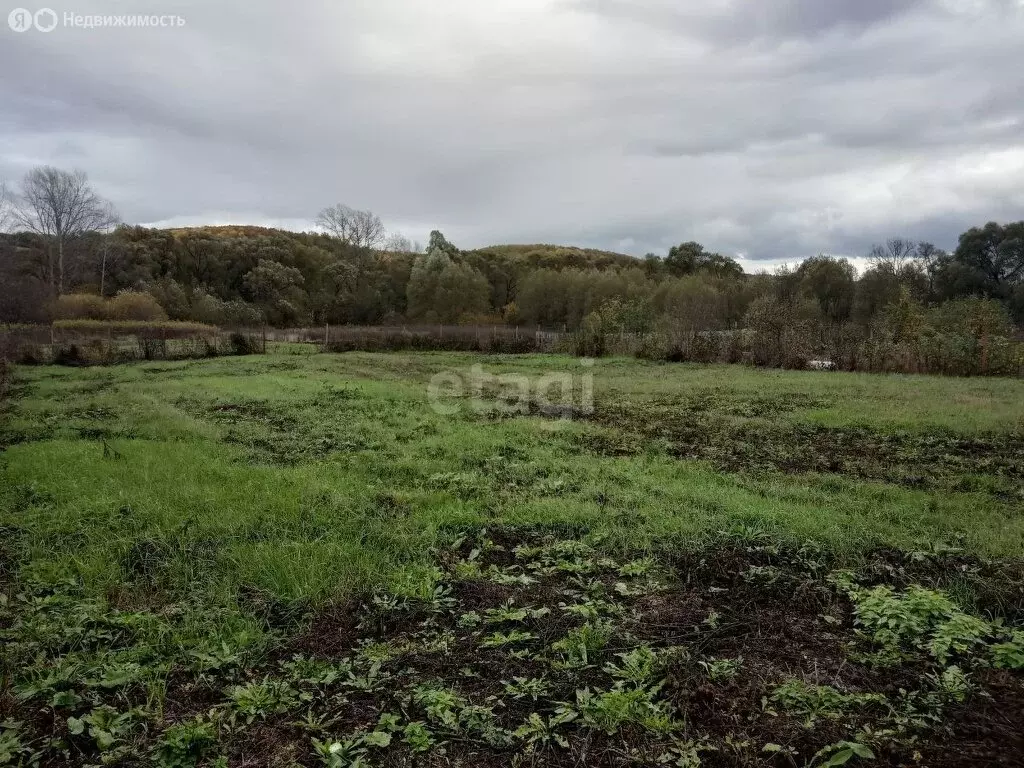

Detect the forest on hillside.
xmin=2 ymin=167 xmax=1023 ymax=374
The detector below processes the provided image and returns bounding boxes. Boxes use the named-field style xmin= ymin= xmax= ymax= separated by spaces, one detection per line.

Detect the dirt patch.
xmin=230 ymin=534 xmax=1024 ymax=766
xmin=4 ymin=531 xmax=1022 ymax=767
xmin=223 ymin=718 xmax=309 ymax=768
xmin=285 ymin=600 xmax=362 ymax=659
xmin=573 ymin=397 xmax=1024 ymax=496
xmin=916 ymin=669 xmax=1024 ymax=768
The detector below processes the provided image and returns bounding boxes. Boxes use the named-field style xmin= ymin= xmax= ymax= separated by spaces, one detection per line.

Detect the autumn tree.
xmin=515 ymin=268 xmax=570 ymax=327
xmin=796 ymin=255 xmax=856 ymax=322
xmin=243 ymin=259 xmax=305 ymax=325
xmin=665 ymin=242 xmax=705 ymax=276
xmin=643 ymin=253 xmax=665 ymax=279
xmin=913 ymin=241 xmax=947 ymax=301
xmin=949 ymin=222 xmax=1024 ymax=295
xmin=406 ymin=231 xmax=490 ymax=323
xmin=652 ymin=276 xmax=729 ymax=333
xmin=665 ymin=242 xmax=743 ymax=279
xmin=744 ymin=293 xmax=822 ymax=368
xmin=853 ymin=264 xmax=904 ymax=323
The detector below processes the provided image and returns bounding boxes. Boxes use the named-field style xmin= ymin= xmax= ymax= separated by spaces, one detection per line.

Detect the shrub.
xmin=745 ymin=295 xmax=820 ymax=369
xmin=107 ymin=291 xmax=168 ymax=322
xmin=189 ymin=292 xmax=263 ymax=328
xmin=146 ymin=277 xmax=191 ymax=320
xmin=190 ymin=292 xmax=227 ymax=326
xmin=229 ymin=332 xmax=261 ymax=355
xmin=139 ymin=337 xmax=166 ymax=360
xmin=222 ymin=300 xmax=264 ymax=328
xmin=50 ymin=293 xmax=107 ymax=321
xmin=572 ymin=312 xmax=606 ymax=357
xmin=50 ymin=292 xmax=168 ymax=323
xmin=53 ymin=344 xmax=86 ymax=366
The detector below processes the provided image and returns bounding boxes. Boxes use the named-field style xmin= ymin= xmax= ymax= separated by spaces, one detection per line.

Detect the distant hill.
xmin=164 ymin=225 xmax=290 ymax=238
xmin=155 ymin=227 xmax=640 ymax=268
xmin=467 ymin=244 xmax=639 ymax=271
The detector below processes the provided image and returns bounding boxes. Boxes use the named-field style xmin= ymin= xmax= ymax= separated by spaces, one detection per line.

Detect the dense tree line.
xmin=1 ymin=168 xmax=1022 ymax=374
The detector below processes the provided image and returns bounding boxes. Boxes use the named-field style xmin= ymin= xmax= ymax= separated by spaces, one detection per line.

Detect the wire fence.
xmin=6 ymin=320 xmax=1019 ymax=377
xmin=266 ymin=324 xmax=568 ymax=354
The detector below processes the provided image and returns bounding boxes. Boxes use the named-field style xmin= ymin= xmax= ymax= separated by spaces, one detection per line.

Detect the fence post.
xmin=262 ymin=325 xmax=267 ymax=354
xmin=325 ymin=323 xmax=330 ymax=347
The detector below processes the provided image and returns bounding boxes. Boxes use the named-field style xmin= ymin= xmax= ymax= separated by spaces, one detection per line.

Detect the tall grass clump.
xmin=51 ymin=291 xmax=167 ymax=322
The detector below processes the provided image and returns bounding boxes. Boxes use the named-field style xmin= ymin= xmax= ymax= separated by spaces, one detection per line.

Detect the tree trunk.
xmin=100 ymin=244 xmax=108 ymax=297
xmin=57 ymin=237 xmax=65 ymax=295
xmin=46 ymin=242 xmax=56 ymax=297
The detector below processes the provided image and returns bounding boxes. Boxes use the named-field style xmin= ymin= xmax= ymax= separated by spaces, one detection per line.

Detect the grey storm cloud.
xmin=1 ymin=0 xmax=1023 ymax=266
xmin=577 ymin=0 xmax=933 ymax=42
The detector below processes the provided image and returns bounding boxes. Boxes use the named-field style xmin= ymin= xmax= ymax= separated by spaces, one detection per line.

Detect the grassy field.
xmin=1 ymin=350 xmax=1022 ymax=766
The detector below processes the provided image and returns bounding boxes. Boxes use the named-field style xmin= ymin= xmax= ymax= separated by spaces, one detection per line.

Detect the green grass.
xmin=1 ymin=351 xmax=1022 ymax=766
xmin=3 ymin=352 xmax=1023 ymax=609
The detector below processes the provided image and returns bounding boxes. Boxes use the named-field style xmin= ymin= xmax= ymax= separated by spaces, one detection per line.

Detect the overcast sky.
xmin=2 ymin=0 xmax=1023 ymax=270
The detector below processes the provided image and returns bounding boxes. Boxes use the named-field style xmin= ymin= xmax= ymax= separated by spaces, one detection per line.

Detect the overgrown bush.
xmin=146 ymin=277 xmax=191 ymax=320
xmin=632 ymin=295 xmax=1023 ymax=377
xmin=107 ymin=291 xmax=168 ymax=321
xmin=192 ymin=291 xmax=264 ymax=328
xmin=139 ymin=337 xmax=166 ymax=360
xmin=745 ymin=295 xmax=821 ymax=369
xmin=51 ymin=293 xmax=107 ymax=321
xmin=53 ymin=343 xmax=85 ymax=366
xmin=49 ymin=292 xmax=167 ymax=322
xmin=571 ymin=312 xmax=606 ymax=357
xmin=229 ymin=332 xmax=261 ymax=355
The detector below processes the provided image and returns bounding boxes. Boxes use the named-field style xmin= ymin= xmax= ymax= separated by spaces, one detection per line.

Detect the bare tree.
xmin=350 ymin=208 xmax=386 ymax=250
xmin=316 ymin=204 xmax=353 ymax=242
xmin=914 ymin=241 xmax=946 ymax=300
xmin=384 ymin=231 xmax=414 ymax=252
xmin=13 ymin=167 xmax=115 ymax=294
xmin=915 ymin=241 xmax=944 ymax=270
xmin=316 ymin=203 xmax=385 ymax=249
xmin=868 ymin=238 xmax=918 ymax=273
xmin=96 ymin=201 xmax=122 ymax=296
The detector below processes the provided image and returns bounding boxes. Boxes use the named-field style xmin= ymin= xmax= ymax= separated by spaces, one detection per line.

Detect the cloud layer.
xmin=2 ymin=0 xmax=1023 ymax=265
